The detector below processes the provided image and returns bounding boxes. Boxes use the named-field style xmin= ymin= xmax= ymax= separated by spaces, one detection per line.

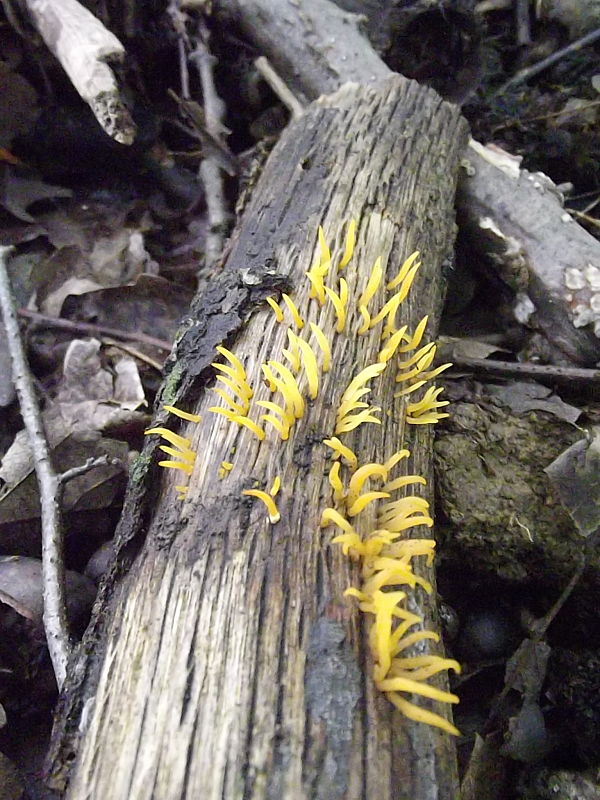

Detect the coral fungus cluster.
xmin=145 ymin=218 xmax=459 ymax=734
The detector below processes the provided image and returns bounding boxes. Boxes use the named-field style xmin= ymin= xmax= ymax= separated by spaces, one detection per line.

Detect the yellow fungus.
xmin=268 ymin=361 xmax=305 ymax=418
xmin=396 ymin=342 xmax=436 ymax=373
xmin=320 ymin=508 xmax=355 ymax=534
xmin=256 ymin=399 xmax=294 ymax=425
xmin=158 ymin=459 xmax=194 ymax=475
xmin=386 ymin=251 xmax=420 ymax=291
xmin=392 ymin=630 xmax=439 ymax=656
xmin=397 ymin=261 xmax=421 ymax=302
xmin=335 ymin=407 xmax=382 ymax=434
xmin=145 ymin=427 xmax=192 ymax=452
xmin=309 ymin=323 xmax=332 ymax=372
xmin=284 ymin=328 xmax=301 ymax=372
xmin=398 ymin=315 xmax=428 ymax=352
xmin=159 ymin=445 xmax=196 ymax=464
xmin=216 ymin=346 xmax=246 ymax=376
xmin=376 ymin=676 xmax=459 ymax=705
xmin=318 ymin=225 xmax=331 ymax=268
xmin=211 ymin=388 xmax=246 ymax=415
xmin=209 ymin=407 xmax=265 ymax=440
xmin=295 ymin=336 xmax=319 ymax=400
xmin=358 ymin=257 xmax=383 ymax=308
xmin=383 ymin=475 xmax=427 ymax=492
xmin=163 ymin=405 xmax=201 ymax=423
xmin=407 ymin=413 xmax=450 ymax=425
xmin=260 ymin=414 xmax=290 ymax=440
xmin=328 ymin=462 xmax=345 ymax=504
xmin=281 ymin=293 xmax=304 ymax=329
xmin=305 ymin=268 xmax=326 ymax=304
xmin=270 ymin=476 xmax=281 ymax=496
xmin=386 ymin=694 xmax=460 ymax=736
xmin=218 ymin=461 xmax=234 ymax=479
xmin=339 ymin=219 xmax=356 ymax=269
xmin=384 ymin=450 xmax=410 ymax=472
xmin=242 ymin=489 xmax=280 ymax=523
xmin=325 ymin=281 xmax=348 ymax=334
xmin=347 ymin=463 xmax=388 ymax=507
xmin=377 ymin=326 xmax=408 ymax=363
xmin=394 ymin=380 xmax=427 ymax=398
xmin=406 ymin=386 xmax=449 ymax=417
xmin=323 ymin=437 xmax=358 ymax=471
xmin=266 ymin=296 xmax=284 ymax=322
xmin=347 ymin=491 xmax=390 ymax=517
xmin=215 ymin=373 xmax=252 ymax=402
xmin=337 ymin=362 xmax=386 ymax=422
xmin=370 ymin=290 xmax=403 ymax=335
xmin=357 ymin=305 xmax=371 ymax=335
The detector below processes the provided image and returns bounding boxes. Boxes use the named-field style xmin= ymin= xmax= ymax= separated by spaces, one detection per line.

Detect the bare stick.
xmin=58 ymin=455 xmax=124 ymax=487
xmin=255 ymin=56 xmax=304 ymax=119
xmin=189 ymin=20 xmax=230 ymax=269
xmin=18 ymin=308 xmax=172 ymax=352
xmin=0 ymin=246 xmax=71 ymax=688
xmin=22 ymin=0 xmax=136 ymax=144
xmin=450 ymin=355 xmax=600 ymax=386
xmin=515 ymin=0 xmax=531 ymax=45
xmin=497 ymin=26 xmax=600 ymax=93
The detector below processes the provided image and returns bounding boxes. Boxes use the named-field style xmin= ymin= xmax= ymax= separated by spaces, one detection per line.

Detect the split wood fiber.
xmin=55 ymin=77 xmax=468 ymax=800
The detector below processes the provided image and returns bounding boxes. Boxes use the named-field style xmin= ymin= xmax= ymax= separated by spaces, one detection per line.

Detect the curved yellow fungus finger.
xmin=406 ymin=386 xmax=449 ymax=416
xmin=347 ymin=463 xmax=388 ymax=506
xmin=215 ymin=373 xmax=252 ymax=401
xmin=163 ymin=405 xmax=201 ymax=423
xmin=398 ymin=315 xmax=428 ymax=352
xmin=256 ymin=399 xmax=293 ymax=425
xmin=394 ymin=380 xmax=427 ymax=398
xmin=281 ymin=293 xmax=304 ymax=329
xmin=376 ymin=676 xmax=459 ymax=705
xmin=260 ymin=414 xmax=290 ymax=440
xmin=266 ymin=296 xmax=284 ymax=322
xmin=386 ymin=694 xmax=460 ymax=736
xmin=329 ymin=461 xmax=345 ymax=503
xmin=268 ymin=361 xmax=305 ymax=419
xmin=395 ymin=349 xmax=436 ymax=382
xmin=407 ymin=413 xmax=450 ymax=425
xmin=384 ymin=475 xmax=427 ymax=492
xmin=358 ymin=257 xmax=383 ymax=308
xmin=309 ymin=323 xmax=332 ymax=372
xmin=211 ymin=388 xmax=246 ymax=415
xmin=342 ymin=362 xmax=386 ymax=402
xmin=397 ymin=262 xmax=421 ymax=303
xmin=212 ymin=361 xmax=247 ymax=386
xmin=335 ymin=408 xmax=381 ymax=434
xmin=158 ymin=460 xmax=194 ymax=475
xmin=318 ymin=225 xmax=331 ymax=268
xmin=347 ymin=491 xmax=390 ymax=517
xmin=323 ymin=437 xmax=358 ymax=471
xmin=339 ymin=219 xmax=356 ymax=269
xmin=325 ymin=283 xmax=348 ymax=334
xmin=388 ymin=655 xmax=461 ymax=682
xmin=306 ymin=269 xmax=326 ymax=304
xmin=384 ymin=450 xmax=410 ymax=472
xmin=159 ymin=445 xmax=196 ymax=464
xmin=295 ymin=336 xmax=319 ymax=400
xmin=385 ymin=514 xmax=434 ymax=532
xmin=209 ymin=407 xmax=265 ymax=440
xmin=216 ymin=346 xmax=246 ymax=376
xmin=242 ymin=489 xmax=280 ymax=523
xmin=285 ymin=328 xmax=301 ymax=371
xmin=386 ymin=251 xmax=420 ymax=291
xmin=397 ymin=342 xmax=436 ymax=372
xmin=369 ymin=589 xmax=409 ymax=678
xmin=369 ymin=289 xmax=403 ymax=332
xmin=416 ymin=363 xmax=453 ymax=384
xmin=377 ymin=326 xmax=408 ymax=363
xmin=392 ymin=630 xmax=439 ymax=656
xmin=320 ymin=508 xmax=355 ymax=534
xmin=270 ymin=476 xmax=281 ymax=496
xmin=362 ymin=565 xmax=432 ymax=596
xmin=331 ymin=532 xmax=363 ymax=558
xmin=357 ymin=305 xmax=371 ymax=335
xmin=145 ymin=427 xmax=192 ymax=452
xmin=378 ymin=496 xmax=430 ymax=517
xmin=385 ymin=539 xmax=436 ymax=562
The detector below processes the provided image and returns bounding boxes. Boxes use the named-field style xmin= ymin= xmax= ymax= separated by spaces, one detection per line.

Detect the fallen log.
xmin=217 ymin=0 xmax=600 ymax=365
xmin=48 ymin=77 xmax=468 ymax=799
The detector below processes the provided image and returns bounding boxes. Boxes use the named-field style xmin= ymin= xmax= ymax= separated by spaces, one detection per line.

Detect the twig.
xmin=496 ymin=26 xmax=600 ymax=94
xmin=58 ymin=455 xmax=124 ymax=487
xmin=254 ymin=56 xmax=304 ymax=119
xmin=18 ymin=308 xmax=173 ymax=352
xmin=0 ymin=246 xmax=71 ymax=689
xmin=451 ymin=355 xmax=600 ymax=386
xmin=515 ymin=0 xmax=531 ymax=45
xmin=188 ymin=20 xmax=230 ymax=270
xmin=22 ymin=0 xmax=136 ymax=144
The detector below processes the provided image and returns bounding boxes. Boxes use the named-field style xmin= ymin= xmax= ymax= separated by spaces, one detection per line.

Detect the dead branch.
xmin=22 ymin=0 xmax=136 ymax=144
xmin=0 ymin=246 xmax=71 ymax=688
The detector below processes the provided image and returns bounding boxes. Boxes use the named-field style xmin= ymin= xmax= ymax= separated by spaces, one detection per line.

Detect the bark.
xmin=49 ymin=77 xmax=468 ymax=799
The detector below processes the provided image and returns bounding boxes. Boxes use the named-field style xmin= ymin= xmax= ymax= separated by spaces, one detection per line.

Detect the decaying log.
xmin=22 ymin=0 xmax=136 ymax=143
xmin=216 ymin=0 xmax=600 ymax=365
xmin=457 ymin=140 xmax=600 ymax=365
xmin=49 ymin=77 xmax=468 ymax=799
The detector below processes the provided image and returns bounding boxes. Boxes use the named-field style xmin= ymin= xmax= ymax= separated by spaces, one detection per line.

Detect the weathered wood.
xmin=50 ymin=77 xmax=467 ymax=799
